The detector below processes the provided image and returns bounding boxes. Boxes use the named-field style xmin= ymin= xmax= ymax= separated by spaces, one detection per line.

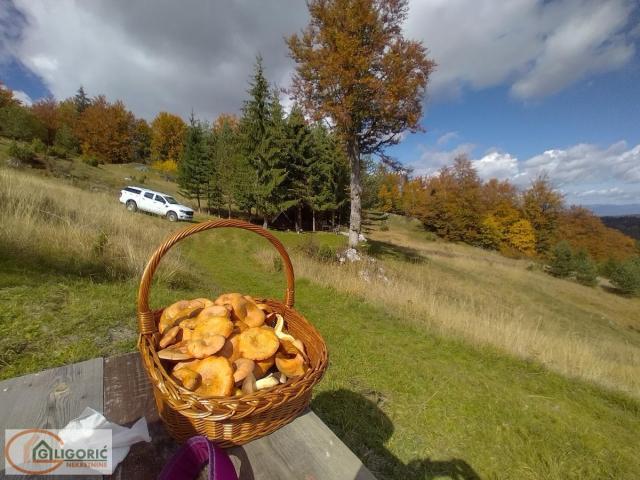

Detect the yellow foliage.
xmin=152 ymin=159 xmax=178 ymax=174
xmin=506 ymin=219 xmax=536 ymax=256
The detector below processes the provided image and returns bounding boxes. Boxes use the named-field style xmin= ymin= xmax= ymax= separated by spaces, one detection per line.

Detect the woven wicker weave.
xmin=136 ymin=219 xmax=328 ymax=447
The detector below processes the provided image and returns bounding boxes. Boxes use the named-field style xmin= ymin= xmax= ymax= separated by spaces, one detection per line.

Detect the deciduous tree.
xmin=151 ymin=112 xmax=186 ymax=165
xmin=287 ymin=0 xmax=435 ymax=247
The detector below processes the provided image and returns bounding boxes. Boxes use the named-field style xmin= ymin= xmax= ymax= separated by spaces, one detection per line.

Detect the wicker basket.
xmin=136 ymin=219 xmax=328 ymax=447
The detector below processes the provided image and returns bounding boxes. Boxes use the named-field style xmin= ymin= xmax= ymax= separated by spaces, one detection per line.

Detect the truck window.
xmin=144 ymin=192 xmax=154 ymax=199
xmin=155 ymin=195 xmax=166 ymax=204
xmin=124 ymin=187 xmax=141 ymax=194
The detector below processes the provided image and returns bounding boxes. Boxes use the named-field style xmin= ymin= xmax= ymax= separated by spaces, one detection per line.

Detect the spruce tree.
xmin=286 ymin=105 xmax=314 ymax=231
xmin=239 ymin=57 xmax=290 ymax=227
xmin=549 ymin=241 xmax=574 ymax=278
xmin=178 ymin=115 xmax=208 ymax=212
xmin=74 ymin=86 xmax=91 ymax=113
xmin=573 ymin=250 xmax=598 ymax=287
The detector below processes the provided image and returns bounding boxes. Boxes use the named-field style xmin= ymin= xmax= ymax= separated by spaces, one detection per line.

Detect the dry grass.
xmin=0 ymin=167 xmax=184 ymax=281
xmin=256 ymin=217 xmax=640 ymax=398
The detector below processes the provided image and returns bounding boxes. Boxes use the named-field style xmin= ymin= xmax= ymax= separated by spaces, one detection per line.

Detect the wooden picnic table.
xmin=0 ymin=352 xmax=376 ymax=480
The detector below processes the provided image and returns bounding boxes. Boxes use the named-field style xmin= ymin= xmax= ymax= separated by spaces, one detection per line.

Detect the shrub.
xmin=49 ymin=145 xmax=69 ymax=159
xmin=317 ymin=244 xmax=337 ymax=263
xmin=573 ymin=250 xmax=598 ymax=287
xmin=379 ymin=221 xmax=389 ymax=232
xmin=549 ymin=241 xmax=573 ymax=278
xmin=82 ymin=155 xmax=100 ymax=167
xmin=7 ymin=141 xmax=36 ymax=163
xmin=31 ymin=138 xmax=46 ymax=154
xmin=599 ymin=258 xmax=620 ymax=279
xmin=610 ymin=258 xmax=640 ymax=296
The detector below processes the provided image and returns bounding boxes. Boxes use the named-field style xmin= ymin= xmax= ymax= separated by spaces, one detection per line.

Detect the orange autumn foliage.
xmin=557 ymin=206 xmax=637 ymax=261
xmin=75 ymin=96 xmax=136 ymax=163
xmin=151 ymin=112 xmax=186 ymax=165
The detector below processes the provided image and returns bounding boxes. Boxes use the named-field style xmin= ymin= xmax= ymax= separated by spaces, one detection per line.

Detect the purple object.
xmin=158 ymin=436 xmax=238 ymax=480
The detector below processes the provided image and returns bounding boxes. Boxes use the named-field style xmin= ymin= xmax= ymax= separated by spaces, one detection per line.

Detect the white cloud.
xmin=1 ymin=0 xmax=635 ymax=122
xmin=11 ymin=89 xmax=32 ymax=105
xmin=436 ymin=131 xmax=459 ymax=146
xmin=6 ymin=0 xmax=309 ymax=120
xmin=405 ymin=0 xmax=637 ymax=99
xmin=408 ymin=142 xmax=475 ymax=176
xmin=410 ymin=140 xmax=640 ymax=204
xmin=472 ymin=151 xmax=519 ymax=180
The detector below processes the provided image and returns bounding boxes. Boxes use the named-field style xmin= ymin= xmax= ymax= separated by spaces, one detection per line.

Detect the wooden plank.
xmin=228 ymin=411 xmax=377 ymax=480
xmin=103 ymin=353 xmax=178 ymax=480
xmin=0 ymin=358 xmax=104 ymax=480
xmin=104 ymin=352 xmax=375 ymax=479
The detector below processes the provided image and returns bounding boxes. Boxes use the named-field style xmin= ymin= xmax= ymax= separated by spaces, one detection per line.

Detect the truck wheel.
xmin=167 ymin=211 xmax=178 ymax=222
xmin=126 ymin=200 xmax=137 ymax=212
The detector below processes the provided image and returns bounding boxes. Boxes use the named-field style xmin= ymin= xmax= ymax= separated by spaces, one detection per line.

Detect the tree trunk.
xmin=263 ymin=217 xmax=268 ymax=229
xmin=347 ymin=140 xmax=361 ymax=248
xmin=296 ymin=204 xmax=303 ymax=233
xmin=196 ymin=195 xmax=201 ymax=213
xmin=227 ymin=202 xmax=232 ymax=219
xmin=312 ymin=209 xmax=316 ymax=232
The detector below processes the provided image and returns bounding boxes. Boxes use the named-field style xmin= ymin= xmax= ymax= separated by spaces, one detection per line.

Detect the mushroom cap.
xmin=172 ymin=367 xmax=201 ymax=390
xmin=158 ymin=341 xmax=192 ymax=361
xmin=197 ymin=305 xmax=231 ymax=320
xmin=194 ymin=356 xmax=234 ymax=397
xmin=159 ymin=300 xmax=204 ymax=333
xmin=159 ymin=325 xmax=181 ymax=349
xmin=186 ymin=335 xmax=226 ymax=359
xmin=253 ymin=355 xmax=275 ymax=379
xmin=193 ymin=316 xmax=234 ymax=339
xmin=275 ymin=352 xmax=307 ymax=378
xmin=233 ymin=358 xmax=256 ymax=383
xmin=218 ymin=334 xmax=241 ymax=363
xmin=244 ymin=301 xmax=266 ymax=328
xmin=238 ymin=327 xmax=280 ymax=361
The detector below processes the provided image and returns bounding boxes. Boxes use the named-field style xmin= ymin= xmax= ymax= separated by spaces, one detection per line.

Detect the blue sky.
xmin=1 ymin=0 xmax=639 ymax=207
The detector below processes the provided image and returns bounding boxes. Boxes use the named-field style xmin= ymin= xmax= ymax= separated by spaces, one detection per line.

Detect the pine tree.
xmin=239 ymin=58 xmax=290 ymax=227
xmin=549 ymin=241 xmax=574 ymax=278
xmin=286 ymin=105 xmax=314 ymax=231
xmin=573 ymin=250 xmax=598 ymax=287
xmin=74 ymin=86 xmax=91 ymax=113
xmin=178 ymin=115 xmax=209 ymax=211
xmin=211 ymin=116 xmax=241 ymax=218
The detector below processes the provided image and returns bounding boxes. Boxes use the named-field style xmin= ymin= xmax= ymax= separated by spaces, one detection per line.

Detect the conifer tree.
xmin=286 ymin=105 xmax=314 ymax=231
xmin=178 ymin=115 xmax=209 ymax=211
xmin=74 ymin=86 xmax=91 ymax=113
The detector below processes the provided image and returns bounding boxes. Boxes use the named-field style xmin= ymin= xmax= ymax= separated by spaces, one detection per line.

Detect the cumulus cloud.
xmin=411 ymin=140 xmax=640 ymax=204
xmin=11 ymin=89 xmax=32 ymax=105
xmin=405 ymin=0 xmax=637 ymax=99
xmin=1 ymin=0 xmax=636 ymax=122
xmin=436 ymin=131 xmax=459 ymax=146
xmin=472 ymin=151 xmax=519 ymax=180
xmin=408 ymin=143 xmax=475 ymax=176
xmin=5 ymin=0 xmax=309 ymax=120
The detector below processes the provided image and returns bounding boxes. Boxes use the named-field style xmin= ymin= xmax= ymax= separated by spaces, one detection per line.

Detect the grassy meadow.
xmin=1 ymin=153 xmax=640 ymax=479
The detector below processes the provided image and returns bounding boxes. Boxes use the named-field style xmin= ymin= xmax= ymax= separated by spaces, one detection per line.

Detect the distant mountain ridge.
xmin=600 ymin=215 xmax=640 ymax=241
xmin=585 ymin=204 xmax=640 ymax=216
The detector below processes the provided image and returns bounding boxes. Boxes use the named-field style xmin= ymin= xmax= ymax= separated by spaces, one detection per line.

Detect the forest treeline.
xmin=370 ymin=156 xmax=638 ymax=263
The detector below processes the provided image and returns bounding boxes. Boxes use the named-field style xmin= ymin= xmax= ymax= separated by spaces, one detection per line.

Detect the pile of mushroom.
xmin=156 ymin=293 xmax=309 ymax=397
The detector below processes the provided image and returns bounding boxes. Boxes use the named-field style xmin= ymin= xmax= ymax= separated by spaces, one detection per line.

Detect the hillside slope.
xmin=1 ymin=163 xmax=639 ymax=479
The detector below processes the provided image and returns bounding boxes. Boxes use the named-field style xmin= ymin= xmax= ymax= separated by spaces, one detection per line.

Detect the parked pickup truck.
xmin=119 ymin=186 xmax=194 ymax=222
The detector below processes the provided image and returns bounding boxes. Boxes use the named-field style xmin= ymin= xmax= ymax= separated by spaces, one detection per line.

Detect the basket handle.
xmin=137 ymin=219 xmax=295 ymax=335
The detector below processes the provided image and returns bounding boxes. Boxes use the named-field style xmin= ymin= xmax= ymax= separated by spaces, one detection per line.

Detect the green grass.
xmin=1 ymin=161 xmax=640 ymax=478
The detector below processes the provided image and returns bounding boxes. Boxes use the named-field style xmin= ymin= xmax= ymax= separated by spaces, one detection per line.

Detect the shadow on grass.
xmin=366 ymin=239 xmax=426 ymax=264
xmin=312 ymin=389 xmax=481 ymax=480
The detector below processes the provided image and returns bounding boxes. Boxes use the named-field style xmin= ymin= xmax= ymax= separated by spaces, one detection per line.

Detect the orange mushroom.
xmin=238 ymin=327 xmax=279 ymax=361
xmin=186 ymin=335 xmax=226 ymax=359
xmin=244 ymin=301 xmax=266 ymax=328
xmin=275 ymin=352 xmax=307 ymax=378
xmin=172 ymin=366 xmax=201 ymax=390
xmin=158 ymin=341 xmax=192 ymax=361
xmin=159 ymin=325 xmax=181 ymax=349
xmin=159 ymin=299 xmax=205 ymax=333
xmin=192 ymin=316 xmax=234 ymax=339
xmin=194 ymin=357 xmax=234 ymax=397
xmin=253 ymin=355 xmax=275 ymax=379
xmin=219 ymin=334 xmax=241 ymax=363
xmin=233 ymin=358 xmax=256 ymax=383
